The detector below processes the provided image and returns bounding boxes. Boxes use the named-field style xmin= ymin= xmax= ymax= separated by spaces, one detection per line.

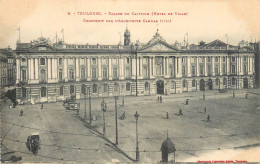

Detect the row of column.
xmin=16 ymin=55 xmax=255 ymax=84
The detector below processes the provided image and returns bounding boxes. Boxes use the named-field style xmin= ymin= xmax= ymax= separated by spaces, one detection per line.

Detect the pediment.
xmin=29 ymin=44 xmax=56 ymax=52
xmin=139 ymin=41 xmax=179 ymax=53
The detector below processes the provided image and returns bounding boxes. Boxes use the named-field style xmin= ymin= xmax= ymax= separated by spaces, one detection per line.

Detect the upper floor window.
xmin=113 ymin=67 xmax=118 ymax=78
xmin=243 ymin=57 xmax=247 ymax=62
xmin=112 ymin=58 xmax=118 ymax=65
xmin=222 ymin=57 xmax=226 ymax=62
xmin=192 ymin=66 xmax=195 ymax=75
xmin=126 ymin=82 xmax=131 ymax=91
xmin=59 ymin=58 xmax=63 ymax=65
xmin=69 ymin=69 xmax=74 ymax=79
xmin=22 ymin=58 xmax=26 ymax=62
xmin=182 ymin=57 xmax=186 ymax=63
xmin=182 ymin=66 xmax=186 ymax=75
xmin=102 ymin=58 xmax=107 ymax=64
xmin=191 ymin=57 xmax=195 ymax=63
xmin=207 ymin=57 xmax=211 ymax=63
xmin=92 ymin=58 xmax=97 ymax=64
xmin=92 ymin=68 xmax=96 ymax=78
xmin=232 ymin=57 xmax=236 ymax=62
xmin=127 ymin=57 xmax=130 ymax=64
xmin=215 ymin=57 xmax=218 ymax=62
xmin=143 ymin=58 xmax=148 ymax=64
xmin=40 ymin=58 xmax=45 ymax=65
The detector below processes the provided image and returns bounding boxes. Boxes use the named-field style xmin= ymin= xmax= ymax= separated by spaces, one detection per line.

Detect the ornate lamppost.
xmin=134 ymin=111 xmax=140 ymax=161
xmin=115 ymin=96 xmax=119 ymax=145
xmin=101 ymin=98 xmax=107 ymax=137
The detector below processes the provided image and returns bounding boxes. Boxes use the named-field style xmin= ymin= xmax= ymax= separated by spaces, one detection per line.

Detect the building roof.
xmin=161 ymin=137 xmax=176 ymax=153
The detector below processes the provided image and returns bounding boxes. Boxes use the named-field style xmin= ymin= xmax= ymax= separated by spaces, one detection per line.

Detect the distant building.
xmin=15 ymin=28 xmax=256 ymax=104
xmin=0 ymin=48 xmax=15 ymax=88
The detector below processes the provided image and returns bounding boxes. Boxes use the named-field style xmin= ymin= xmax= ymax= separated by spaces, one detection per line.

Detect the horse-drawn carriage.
xmin=26 ymin=133 xmax=41 ymax=155
xmin=63 ymin=96 xmax=80 ymax=110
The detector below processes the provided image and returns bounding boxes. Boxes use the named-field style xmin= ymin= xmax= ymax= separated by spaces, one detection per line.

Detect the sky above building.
xmin=0 ymin=0 xmax=260 ymax=49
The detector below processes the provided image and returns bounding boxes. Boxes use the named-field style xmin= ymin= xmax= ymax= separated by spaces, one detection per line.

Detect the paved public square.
xmin=1 ymin=89 xmax=260 ymax=163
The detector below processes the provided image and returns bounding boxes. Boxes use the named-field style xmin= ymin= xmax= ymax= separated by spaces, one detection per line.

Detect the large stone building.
xmin=0 ymin=48 xmax=15 ymax=88
xmin=15 ymin=29 xmax=256 ymax=104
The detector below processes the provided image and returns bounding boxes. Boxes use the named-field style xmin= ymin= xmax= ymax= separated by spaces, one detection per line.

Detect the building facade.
xmin=15 ymin=29 xmax=256 ymax=104
xmin=0 ymin=48 xmax=15 ymax=88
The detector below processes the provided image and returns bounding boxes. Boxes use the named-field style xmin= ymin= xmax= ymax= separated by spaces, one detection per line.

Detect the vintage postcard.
xmin=0 ymin=0 xmax=260 ymax=163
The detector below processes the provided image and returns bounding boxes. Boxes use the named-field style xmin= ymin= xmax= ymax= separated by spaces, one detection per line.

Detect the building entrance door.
xmin=243 ymin=78 xmax=248 ymax=89
xmin=157 ymin=80 xmax=164 ymax=94
xmin=200 ymin=79 xmax=205 ymax=91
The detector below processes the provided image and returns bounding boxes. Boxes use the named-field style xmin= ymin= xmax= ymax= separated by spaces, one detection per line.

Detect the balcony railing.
xmin=58 ymin=79 xmax=65 ymax=83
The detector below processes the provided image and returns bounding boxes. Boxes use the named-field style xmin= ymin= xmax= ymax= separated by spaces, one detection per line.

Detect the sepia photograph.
xmin=0 ymin=0 xmax=260 ymax=163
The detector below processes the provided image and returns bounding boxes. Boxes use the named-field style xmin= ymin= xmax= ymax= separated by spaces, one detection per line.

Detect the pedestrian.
xmin=160 ymin=96 xmax=162 ymax=103
xmin=179 ymin=109 xmax=183 ymax=116
xmin=166 ymin=112 xmax=169 ymax=119
xmin=157 ymin=96 xmax=160 ymax=102
xmin=186 ymin=99 xmax=189 ymax=105
xmin=207 ymin=114 xmax=211 ymax=122
xmin=204 ymin=107 xmax=206 ymax=114
xmin=20 ymin=109 xmax=23 ymax=116
xmin=40 ymin=103 xmax=43 ymax=109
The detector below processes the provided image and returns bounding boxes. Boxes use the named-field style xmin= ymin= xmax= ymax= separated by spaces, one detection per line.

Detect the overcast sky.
xmin=1 ymin=0 xmax=260 ymax=49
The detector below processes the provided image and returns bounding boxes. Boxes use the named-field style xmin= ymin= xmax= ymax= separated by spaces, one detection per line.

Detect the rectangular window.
xmin=92 ymin=58 xmax=97 ymax=64
xmin=232 ymin=57 xmax=236 ymax=62
xmin=215 ymin=57 xmax=218 ymax=62
xmin=243 ymin=57 xmax=247 ymax=62
xmin=22 ymin=70 xmax=26 ymax=81
xmin=40 ymin=58 xmax=45 ymax=65
xmin=103 ymin=68 xmax=107 ymax=78
xmin=215 ymin=65 xmax=218 ymax=74
xmin=69 ymin=69 xmax=74 ymax=79
xmin=208 ymin=64 xmax=211 ymax=74
xmin=60 ymin=86 xmax=63 ymax=96
xmin=243 ymin=65 xmax=247 ymax=74
xmin=92 ymin=68 xmax=96 ymax=78
xmin=232 ymin=65 xmax=236 ymax=74
xmin=127 ymin=57 xmax=130 ymax=64
xmin=207 ymin=57 xmax=211 ymax=62
xmin=222 ymin=65 xmax=226 ymax=74
xmin=223 ymin=57 xmax=226 ymax=62
xmin=126 ymin=83 xmax=131 ymax=91
xmin=200 ymin=66 xmax=203 ymax=75
xmin=68 ymin=58 xmax=74 ymax=65
xmin=59 ymin=58 xmax=63 ymax=65
xmin=192 ymin=66 xmax=195 ymax=75
xmin=113 ymin=67 xmax=118 ymax=78
xmin=182 ymin=57 xmax=185 ymax=63
xmin=59 ymin=69 xmax=63 ymax=80
xmin=182 ymin=66 xmax=186 ymax=75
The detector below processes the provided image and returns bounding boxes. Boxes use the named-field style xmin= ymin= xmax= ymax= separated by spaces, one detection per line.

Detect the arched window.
xmin=125 ymin=67 xmax=130 ymax=78
xmin=223 ymin=78 xmax=227 ymax=85
xmin=81 ymin=68 xmax=85 ymax=79
xmin=145 ymin=82 xmax=149 ymax=91
xmin=103 ymin=84 xmax=108 ymax=92
xmin=171 ymin=81 xmax=175 ymax=89
xmin=215 ymin=78 xmax=219 ymax=85
xmin=92 ymin=58 xmax=97 ymax=64
xmin=81 ymin=84 xmax=86 ymax=94
xmin=40 ymin=69 xmax=46 ymax=82
xmin=41 ymin=87 xmax=47 ymax=97
xmin=103 ymin=68 xmax=107 ymax=79
xmin=92 ymin=68 xmax=96 ymax=78
xmin=70 ymin=85 xmax=74 ymax=94
xmin=93 ymin=84 xmax=97 ymax=93
xmin=215 ymin=65 xmax=218 ymax=74
xmin=192 ymin=79 xmax=196 ymax=87
xmin=126 ymin=82 xmax=131 ymax=91
xmin=113 ymin=67 xmax=118 ymax=78
xmin=114 ymin=83 xmax=119 ymax=92
xmin=182 ymin=80 xmax=187 ymax=88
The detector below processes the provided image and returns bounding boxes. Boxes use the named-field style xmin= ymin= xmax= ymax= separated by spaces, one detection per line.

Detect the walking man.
xmin=207 ymin=114 xmax=211 ymax=122
xmin=40 ymin=103 xmax=43 ymax=109
xmin=179 ymin=109 xmax=183 ymax=116
xmin=166 ymin=112 xmax=169 ymax=119
xmin=20 ymin=109 xmax=23 ymax=116
xmin=204 ymin=107 xmax=207 ymax=114
xmin=160 ymin=96 xmax=162 ymax=103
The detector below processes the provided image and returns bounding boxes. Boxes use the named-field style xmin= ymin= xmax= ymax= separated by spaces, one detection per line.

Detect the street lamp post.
xmin=101 ymin=98 xmax=107 ymax=137
xmin=238 ymin=45 xmax=240 ymax=90
xmin=84 ymin=93 xmax=87 ymax=121
xmin=134 ymin=111 xmax=140 ymax=162
xmin=203 ymin=89 xmax=205 ymax=100
xmin=115 ymin=96 xmax=119 ymax=145
xmin=121 ymin=84 xmax=125 ymax=107
xmin=87 ymin=87 xmax=92 ymax=124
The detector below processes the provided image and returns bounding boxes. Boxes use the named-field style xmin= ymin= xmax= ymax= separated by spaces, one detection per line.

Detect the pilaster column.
xmin=219 ymin=56 xmax=222 ymax=75
xmin=227 ymin=56 xmax=230 ymax=75
xmin=131 ymin=57 xmax=136 ymax=78
xmin=204 ymin=57 xmax=208 ymax=76
xmin=139 ymin=57 xmax=143 ymax=78
xmin=163 ymin=57 xmax=165 ymax=75
xmin=35 ymin=58 xmax=39 ymax=80
xmin=187 ymin=57 xmax=191 ymax=77
xmin=177 ymin=57 xmax=182 ymax=77
xmin=64 ymin=58 xmax=68 ymax=81
xmin=98 ymin=57 xmax=102 ymax=80
xmin=16 ymin=58 xmax=20 ymax=83
xmin=174 ymin=57 xmax=178 ymax=77
xmin=137 ymin=56 xmax=140 ymax=77
xmin=119 ymin=57 xmax=124 ymax=80
xmin=152 ymin=57 xmax=155 ymax=77
xmin=149 ymin=57 xmax=152 ymax=78
xmin=196 ymin=57 xmax=199 ymax=76
xmin=48 ymin=58 xmax=51 ymax=80
xmin=212 ymin=57 xmax=215 ymax=76
xmin=87 ymin=58 xmax=91 ymax=81
xmin=108 ymin=57 xmax=112 ymax=80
